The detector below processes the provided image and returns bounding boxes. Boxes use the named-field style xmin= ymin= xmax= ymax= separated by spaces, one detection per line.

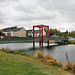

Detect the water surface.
xmin=0 ymin=43 xmax=75 ymax=65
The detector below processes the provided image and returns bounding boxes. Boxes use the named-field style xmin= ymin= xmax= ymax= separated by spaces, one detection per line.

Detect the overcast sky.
xmin=0 ymin=0 xmax=75 ymax=31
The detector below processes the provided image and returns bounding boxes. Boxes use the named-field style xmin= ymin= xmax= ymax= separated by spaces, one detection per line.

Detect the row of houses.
xmin=1 ymin=26 xmax=46 ymax=37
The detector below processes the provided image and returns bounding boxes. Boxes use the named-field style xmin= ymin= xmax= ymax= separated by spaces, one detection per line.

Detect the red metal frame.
xmin=33 ymin=25 xmax=49 ymax=48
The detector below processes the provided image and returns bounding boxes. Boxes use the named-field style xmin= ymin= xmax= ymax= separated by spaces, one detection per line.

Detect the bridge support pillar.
xmin=47 ymin=26 xmax=49 ymax=47
xmin=48 ymin=41 xmax=49 ymax=46
xmin=39 ymin=41 xmax=41 ymax=47
xmin=33 ymin=26 xmax=35 ymax=48
xmin=41 ymin=26 xmax=43 ymax=47
xmin=33 ymin=41 xmax=35 ymax=48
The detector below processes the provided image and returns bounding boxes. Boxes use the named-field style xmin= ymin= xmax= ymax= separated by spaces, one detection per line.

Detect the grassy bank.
xmin=0 ymin=50 xmax=72 ymax=75
xmin=68 ymin=40 xmax=75 ymax=44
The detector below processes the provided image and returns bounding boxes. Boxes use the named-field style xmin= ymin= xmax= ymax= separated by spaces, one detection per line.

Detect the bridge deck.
xmin=0 ymin=36 xmax=68 ymax=44
xmin=33 ymin=36 xmax=68 ymax=41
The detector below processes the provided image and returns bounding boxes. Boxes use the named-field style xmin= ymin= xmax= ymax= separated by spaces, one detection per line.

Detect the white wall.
xmin=3 ymin=32 xmax=7 ymax=36
xmin=13 ymin=28 xmax=27 ymax=37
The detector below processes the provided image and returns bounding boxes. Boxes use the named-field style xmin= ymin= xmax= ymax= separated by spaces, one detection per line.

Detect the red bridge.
xmin=33 ymin=25 xmax=49 ymax=48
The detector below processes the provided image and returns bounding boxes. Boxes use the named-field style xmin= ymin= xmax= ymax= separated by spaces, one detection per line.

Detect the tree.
xmin=0 ymin=30 xmax=5 ymax=36
xmin=62 ymin=32 xmax=68 ymax=38
xmin=49 ymin=29 xmax=54 ymax=36
xmin=69 ymin=31 xmax=75 ymax=36
xmin=44 ymin=28 xmax=47 ymax=36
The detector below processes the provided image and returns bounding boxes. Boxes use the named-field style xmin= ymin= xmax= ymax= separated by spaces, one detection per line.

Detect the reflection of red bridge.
xmin=33 ymin=25 xmax=49 ymax=48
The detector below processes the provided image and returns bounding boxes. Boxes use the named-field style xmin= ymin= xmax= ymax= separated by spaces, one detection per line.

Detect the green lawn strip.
xmin=0 ymin=51 xmax=72 ymax=75
xmin=0 ymin=59 xmax=47 ymax=75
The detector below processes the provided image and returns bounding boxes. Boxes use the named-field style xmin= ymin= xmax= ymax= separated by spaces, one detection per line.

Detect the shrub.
xmin=31 ymin=52 xmax=33 ymax=56
xmin=36 ymin=50 xmax=45 ymax=59
xmin=57 ymin=61 xmax=62 ymax=67
xmin=63 ymin=61 xmax=75 ymax=73
xmin=54 ymin=62 xmax=62 ymax=67
xmin=45 ymin=54 xmax=54 ymax=61
xmin=1 ymin=48 xmax=5 ymax=51
xmin=45 ymin=54 xmax=60 ymax=66
xmin=20 ymin=53 xmax=25 ymax=55
xmin=47 ymin=59 xmax=56 ymax=65
xmin=20 ymin=53 xmax=31 ymax=57
xmin=49 ymin=40 xmax=55 ymax=43
xmin=13 ymin=50 xmax=19 ymax=54
xmin=36 ymin=51 xmax=62 ymax=67
xmin=4 ymin=49 xmax=10 ymax=53
xmin=39 ymin=58 xmax=45 ymax=62
xmin=24 ymin=53 xmax=31 ymax=57
xmin=68 ymin=40 xmax=75 ymax=44
xmin=72 ymin=64 xmax=75 ymax=73
xmin=63 ymin=61 xmax=72 ymax=71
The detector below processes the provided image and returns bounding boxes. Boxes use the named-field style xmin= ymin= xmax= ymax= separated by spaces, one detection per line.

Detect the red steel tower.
xmin=33 ymin=25 xmax=49 ymax=48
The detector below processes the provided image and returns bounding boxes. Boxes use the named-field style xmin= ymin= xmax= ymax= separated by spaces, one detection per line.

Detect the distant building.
xmin=26 ymin=29 xmax=33 ymax=37
xmin=2 ymin=26 xmax=27 ymax=37
xmin=0 ymin=36 xmax=4 ymax=38
xmin=27 ymin=29 xmax=46 ymax=37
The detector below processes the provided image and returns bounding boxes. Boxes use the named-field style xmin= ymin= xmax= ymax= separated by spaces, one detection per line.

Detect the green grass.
xmin=0 ymin=51 xmax=72 ymax=75
xmin=68 ymin=40 xmax=75 ymax=44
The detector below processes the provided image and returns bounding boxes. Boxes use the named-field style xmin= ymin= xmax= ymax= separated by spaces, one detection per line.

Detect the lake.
xmin=0 ymin=42 xmax=75 ymax=65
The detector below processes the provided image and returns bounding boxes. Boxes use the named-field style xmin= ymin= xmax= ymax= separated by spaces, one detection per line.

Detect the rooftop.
xmin=2 ymin=26 xmax=23 ymax=32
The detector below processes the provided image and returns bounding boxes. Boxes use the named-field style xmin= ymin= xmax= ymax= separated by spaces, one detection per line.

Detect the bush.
xmin=63 ymin=52 xmax=75 ymax=73
xmin=45 ymin=55 xmax=62 ymax=67
xmin=63 ymin=61 xmax=72 ymax=71
xmin=20 ymin=53 xmax=25 ymax=55
xmin=72 ymin=64 xmax=75 ymax=73
xmin=54 ymin=62 xmax=62 ymax=67
xmin=47 ymin=59 xmax=56 ymax=65
xmin=63 ymin=61 xmax=75 ymax=73
xmin=20 ymin=53 xmax=31 ymax=57
xmin=45 ymin=54 xmax=56 ymax=65
xmin=1 ymin=48 xmax=5 ymax=51
xmin=57 ymin=61 xmax=62 ymax=67
xmin=31 ymin=52 xmax=33 ymax=56
xmin=4 ymin=49 xmax=10 ymax=53
xmin=36 ymin=51 xmax=62 ymax=67
xmin=13 ymin=50 xmax=20 ymax=54
xmin=68 ymin=40 xmax=75 ymax=44
xmin=49 ymin=40 xmax=55 ymax=43
xmin=45 ymin=54 xmax=54 ymax=60
xmin=24 ymin=53 xmax=31 ymax=57
xmin=36 ymin=50 xmax=45 ymax=59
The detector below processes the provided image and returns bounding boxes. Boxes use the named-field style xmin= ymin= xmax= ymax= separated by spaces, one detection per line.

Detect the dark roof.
xmin=2 ymin=26 xmax=17 ymax=32
xmin=26 ymin=30 xmax=39 ymax=33
xmin=13 ymin=28 xmax=23 ymax=32
xmin=26 ymin=30 xmax=33 ymax=33
xmin=2 ymin=26 xmax=25 ymax=32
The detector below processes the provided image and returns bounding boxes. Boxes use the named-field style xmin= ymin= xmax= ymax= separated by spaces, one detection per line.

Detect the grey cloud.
xmin=0 ymin=0 xmax=75 ymax=31
xmin=37 ymin=0 xmax=75 ymax=22
xmin=0 ymin=0 xmax=19 ymax=3
xmin=15 ymin=0 xmax=37 ymax=13
xmin=14 ymin=13 xmax=56 ymax=21
xmin=0 ymin=13 xmax=7 ymax=24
